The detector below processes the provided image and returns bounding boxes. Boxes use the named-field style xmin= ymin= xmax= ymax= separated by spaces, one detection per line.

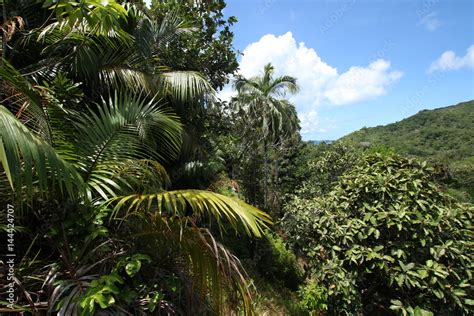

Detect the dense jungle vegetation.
xmin=0 ymin=1 xmax=472 ymax=315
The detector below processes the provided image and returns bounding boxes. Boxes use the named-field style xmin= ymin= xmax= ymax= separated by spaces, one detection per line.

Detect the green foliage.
xmin=115 ymin=253 xmax=152 ymax=277
xmin=0 ymin=1 xmax=271 ymax=314
xmin=150 ymin=0 xmax=239 ymax=90
xmin=0 ymin=105 xmax=84 ymax=200
xmin=78 ymin=273 xmax=124 ymax=316
xmin=283 ymin=153 xmax=474 ymax=315
xmin=254 ymin=232 xmax=304 ymax=290
xmin=293 ymin=142 xmax=360 ymax=198
xmin=298 ymin=279 xmax=328 ymax=315
xmin=43 ymin=0 xmax=128 ymax=35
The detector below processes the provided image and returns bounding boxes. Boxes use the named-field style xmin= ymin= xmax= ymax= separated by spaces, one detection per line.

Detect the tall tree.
xmin=232 ymin=63 xmax=300 ymax=209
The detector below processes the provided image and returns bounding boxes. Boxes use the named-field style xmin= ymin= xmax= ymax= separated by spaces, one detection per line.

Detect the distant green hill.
xmin=340 ymin=100 xmax=474 ymax=201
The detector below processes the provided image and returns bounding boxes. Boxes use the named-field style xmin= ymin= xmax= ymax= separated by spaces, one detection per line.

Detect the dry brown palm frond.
xmin=1 ymin=15 xmax=25 ymax=42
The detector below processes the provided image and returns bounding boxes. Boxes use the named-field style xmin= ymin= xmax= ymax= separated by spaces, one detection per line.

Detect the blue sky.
xmin=218 ymin=0 xmax=474 ymax=140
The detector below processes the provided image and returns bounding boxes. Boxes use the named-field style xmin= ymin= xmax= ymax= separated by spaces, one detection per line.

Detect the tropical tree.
xmin=149 ymin=0 xmax=239 ymax=90
xmin=0 ymin=1 xmax=271 ymax=314
xmin=232 ymin=63 xmax=300 ymax=209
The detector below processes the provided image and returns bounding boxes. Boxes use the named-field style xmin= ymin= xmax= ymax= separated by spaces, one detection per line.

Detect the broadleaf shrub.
xmin=283 ymin=153 xmax=474 ymax=315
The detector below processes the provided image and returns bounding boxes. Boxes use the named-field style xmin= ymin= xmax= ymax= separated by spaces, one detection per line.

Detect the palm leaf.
xmin=110 ymin=190 xmax=272 ymax=237
xmin=0 ymin=106 xmax=84 ymax=199
xmin=182 ymin=227 xmax=253 ymax=315
xmin=0 ymin=62 xmax=53 ymax=143
xmin=29 ymin=4 xmax=211 ymax=103
xmin=66 ymin=91 xmax=181 ymax=200
xmin=158 ymin=70 xmax=215 ymax=103
xmin=129 ymin=216 xmax=256 ymax=315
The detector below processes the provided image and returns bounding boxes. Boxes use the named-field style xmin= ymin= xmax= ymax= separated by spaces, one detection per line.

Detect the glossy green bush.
xmin=283 ymin=153 xmax=474 ymax=315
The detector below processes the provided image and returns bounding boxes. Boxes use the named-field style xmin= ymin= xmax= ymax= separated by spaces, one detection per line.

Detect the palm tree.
xmin=0 ymin=2 xmax=271 ymax=314
xmin=233 ymin=63 xmax=300 ymax=209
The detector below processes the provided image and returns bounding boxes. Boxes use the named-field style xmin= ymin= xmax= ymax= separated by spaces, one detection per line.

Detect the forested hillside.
xmin=341 ymin=100 xmax=474 ymax=159
xmin=341 ymin=100 xmax=474 ymax=200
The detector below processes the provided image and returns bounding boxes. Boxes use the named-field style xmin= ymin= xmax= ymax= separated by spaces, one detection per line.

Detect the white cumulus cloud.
xmin=239 ymin=32 xmax=337 ymax=110
xmin=223 ymin=32 xmax=402 ymax=135
xmin=324 ymin=59 xmax=403 ymax=105
xmin=298 ymin=110 xmax=320 ymax=135
xmin=428 ymin=45 xmax=474 ymax=73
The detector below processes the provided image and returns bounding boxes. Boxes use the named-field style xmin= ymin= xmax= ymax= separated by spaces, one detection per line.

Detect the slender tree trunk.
xmin=1 ymin=2 xmax=6 ymax=105
xmin=1 ymin=1 xmax=6 ymax=64
xmin=263 ymin=139 xmax=268 ymax=210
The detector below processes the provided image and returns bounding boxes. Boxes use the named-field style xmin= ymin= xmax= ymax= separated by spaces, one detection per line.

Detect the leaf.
xmin=70 ymin=91 xmax=181 ymax=199
xmin=417 ymin=269 xmax=428 ymax=279
xmin=396 ymin=274 xmax=405 ymax=287
xmin=0 ymin=106 xmax=84 ymax=199
xmin=390 ymin=299 xmax=403 ymax=310
xmin=110 ymin=190 xmax=272 ymax=237
xmin=465 ymin=299 xmax=474 ymax=306
xmin=125 ymin=261 xmax=141 ymax=277
xmin=414 ymin=306 xmax=434 ymax=316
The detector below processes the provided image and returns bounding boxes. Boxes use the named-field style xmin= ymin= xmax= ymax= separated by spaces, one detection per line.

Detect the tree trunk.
xmin=1 ymin=1 xmax=6 ymax=64
xmin=263 ymin=139 xmax=268 ymax=210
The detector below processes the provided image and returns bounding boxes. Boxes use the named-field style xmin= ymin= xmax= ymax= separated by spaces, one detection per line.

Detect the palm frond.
xmin=269 ymin=75 xmax=300 ymax=96
xmin=178 ymin=225 xmax=253 ymax=315
xmin=127 ymin=6 xmax=194 ymax=54
xmin=129 ymin=216 xmax=256 ymax=315
xmin=0 ymin=106 xmax=84 ymax=199
xmin=0 ymin=62 xmax=53 ymax=143
xmin=115 ymin=159 xmax=171 ymax=193
xmin=158 ymin=70 xmax=215 ymax=103
xmin=110 ymin=189 xmax=271 ymax=237
xmin=68 ymin=91 xmax=181 ymax=200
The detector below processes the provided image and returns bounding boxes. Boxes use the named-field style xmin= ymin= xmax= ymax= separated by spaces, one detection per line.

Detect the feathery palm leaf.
xmin=110 ymin=189 xmax=272 ymax=237
xmin=0 ymin=62 xmax=54 ymax=143
xmin=182 ymin=227 xmax=253 ymax=315
xmin=64 ymin=92 xmax=181 ymax=200
xmin=158 ymin=70 xmax=215 ymax=103
xmin=128 ymin=214 xmax=259 ymax=315
xmin=233 ymin=63 xmax=300 ymax=142
xmin=0 ymin=106 xmax=84 ymax=199
xmin=29 ymin=4 xmax=213 ymax=102
xmin=115 ymin=159 xmax=171 ymax=194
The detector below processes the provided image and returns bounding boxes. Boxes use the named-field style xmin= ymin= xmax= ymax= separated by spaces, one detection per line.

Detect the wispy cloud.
xmin=418 ymin=11 xmax=441 ymax=31
xmin=428 ymin=45 xmax=474 ymax=73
